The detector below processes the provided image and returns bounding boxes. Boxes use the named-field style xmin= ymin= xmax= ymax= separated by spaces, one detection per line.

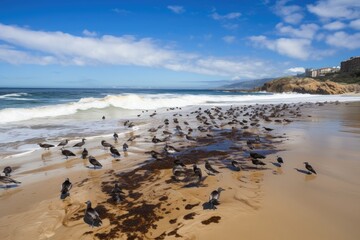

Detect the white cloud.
xmin=111 ymin=8 xmax=130 ymax=15
xmin=222 ymin=35 xmax=236 ymax=44
xmin=349 ymin=19 xmax=360 ymax=30
xmin=0 ymin=23 xmax=279 ymax=79
xmin=286 ymin=67 xmax=305 ymax=73
xmin=326 ymin=31 xmax=360 ymax=49
xmin=167 ymin=5 xmax=185 ymax=14
xmin=82 ymin=29 xmax=97 ymax=37
xmin=211 ymin=12 xmax=241 ymax=20
xmin=249 ymin=35 xmax=311 ymax=60
xmin=223 ymin=23 xmax=239 ymax=30
xmin=276 ymin=23 xmax=319 ymax=39
xmin=307 ymin=0 xmax=360 ymax=20
xmin=323 ymin=21 xmax=346 ymax=30
xmin=273 ymin=0 xmax=304 ymax=24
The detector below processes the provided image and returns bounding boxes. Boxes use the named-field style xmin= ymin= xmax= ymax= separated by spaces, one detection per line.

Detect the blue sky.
xmin=0 ymin=0 xmax=359 ymax=88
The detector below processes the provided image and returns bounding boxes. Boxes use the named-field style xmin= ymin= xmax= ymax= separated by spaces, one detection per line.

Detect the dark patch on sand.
xmin=201 ymin=216 xmax=222 ymax=225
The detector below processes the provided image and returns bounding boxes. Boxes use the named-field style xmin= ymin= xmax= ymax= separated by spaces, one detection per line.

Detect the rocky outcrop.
xmin=255 ymin=77 xmax=360 ymax=95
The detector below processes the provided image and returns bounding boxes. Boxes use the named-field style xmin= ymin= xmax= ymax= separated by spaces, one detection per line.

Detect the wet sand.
xmin=0 ymin=102 xmax=359 ymax=240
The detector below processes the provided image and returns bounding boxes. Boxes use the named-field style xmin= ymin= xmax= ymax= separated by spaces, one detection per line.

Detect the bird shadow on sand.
xmin=60 ymin=192 xmax=70 ymax=200
xmin=0 ymin=184 xmax=20 ymax=189
xmin=202 ymin=202 xmax=218 ymax=210
xmin=295 ymin=168 xmax=311 ymax=175
xmin=271 ymin=162 xmax=282 ymax=167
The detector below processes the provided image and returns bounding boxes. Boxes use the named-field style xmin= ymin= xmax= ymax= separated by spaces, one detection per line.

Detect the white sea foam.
xmin=0 ymin=93 xmax=359 ymax=124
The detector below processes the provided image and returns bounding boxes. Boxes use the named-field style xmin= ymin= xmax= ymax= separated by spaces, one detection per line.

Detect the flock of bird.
xmin=1 ymin=103 xmax=318 ymax=228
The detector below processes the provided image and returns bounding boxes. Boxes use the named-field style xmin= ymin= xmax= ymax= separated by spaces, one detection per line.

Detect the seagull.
xmin=263 ymin=127 xmax=274 ymax=131
xmin=123 ymin=143 xmax=129 ymax=152
xmin=84 ymin=200 xmax=102 ymax=227
xmin=62 ymin=149 xmax=76 ymax=159
xmin=231 ymin=160 xmax=241 ymax=171
xmin=250 ymin=152 xmax=266 ymax=159
xmin=101 ymin=140 xmax=113 ymax=149
xmin=2 ymin=166 xmax=12 ymax=177
xmin=82 ymin=148 xmax=88 ymax=159
xmin=58 ymin=139 xmax=69 ymax=148
xmin=185 ymin=135 xmax=196 ymax=141
xmin=110 ymin=146 xmax=121 ymax=158
xmin=205 ymin=160 xmax=220 ymax=175
xmin=193 ymin=164 xmax=202 ymax=182
xmin=251 ymin=159 xmax=266 ymax=168
xmin=113 ymin=132 xmax=119 ymax=142
xmin=152 ymin=136 xmax=162 ymax=143
xmin=60 ymin=178 xmax=72 ymax=199
xmin=0 ymin=175 xmax=21 ymax=187
xmin=304 ymin=162 xmax=317 ymax=174
xmin=38 ymin=143 xmax=55 ymax=150
xmin=208 ymin=187 xmax=225 ymax=210
xmin=73 ymin=138 xmax=86 ymax=148
xmin=89 ymin=156 xmax=102 ymax=169
xmin=164 ymin=144 xmax=179 ymax=154
xmin=277 ymin=156 xmax=284 ymax=164
xmin=111 ymin=183 xmax=125 ymax=203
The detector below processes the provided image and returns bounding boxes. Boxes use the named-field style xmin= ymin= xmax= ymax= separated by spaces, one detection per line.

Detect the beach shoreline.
xmin=1 ymin=101 xmax=360 ymax=240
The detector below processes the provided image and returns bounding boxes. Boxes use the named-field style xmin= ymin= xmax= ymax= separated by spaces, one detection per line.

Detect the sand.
xmin=0 ymin=102 xmax=359 ymax=240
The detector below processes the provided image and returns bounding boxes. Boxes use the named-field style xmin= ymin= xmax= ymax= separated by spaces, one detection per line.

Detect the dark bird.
xmin=73 ymin=138 xmax=86 ymax=148
xmin=164 ymin=144 xmax=179 ymax=154
xmin=102 ymin=116 xmax=105 ymax=120
xmin=2 ymin=166 xmax=12 ymax=177
xmin=58 ymin=139 xmax=69 ymax=148
xmin=38 ymin=143 xmax=55 ymax=150
xmin=193 ymin=164 xmax=202 ymax=182
xmin=250 ymin=152 xmax=266 ymax=159
xmin=82 ymin=148 xmax=88 ymax=159
xmin=113 ymin=132 xmax=119 ymax=142
xmin=123 ymin=143 xmax=129 ymax=152
xmin=152 ymin=136 xmax=162 ymax=143
xmin=62 ymin=149 xmax=76 ymax=159
xmin=111 ymin=183 xmax=125 ymax=203
xmin=231 ymin=160 xmax=241 ymax=171
xmin=84 ymin=200 xmax=102 ymax=227
xmin=251 ymin=159 xmax=266 ymax=168
xmin=110 ymin=146 xmax=121 ymax=158
xmin=205 ymin=160 xmax=220 ymax=175
xmin=208 ymin=187 xmax=225 ymax=210
xmin=277 ymin=156 xmax=284 ymax=164
xmin=185 ymin=134 xmax=196 ymax=141
xmin=60 ymin=178 xmax=72 ymax=199
xmin=0 ymin=175 xmax=21 ymax=187
xmin=101 ymin=140 xmax=113 ymax=149
xmin=263 ymin=127 xmax=274 ymax=131
xmin=89 ymin=156 xmax=102 ymax=169
xmin=304 ymin=162 xmax=317 ymax=174
xmin=163 ymin=130 xmax=172 ymax=135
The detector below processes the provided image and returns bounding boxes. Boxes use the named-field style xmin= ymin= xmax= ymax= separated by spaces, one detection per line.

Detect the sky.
xmin=0 ymin=0 xmax=359 ymax=88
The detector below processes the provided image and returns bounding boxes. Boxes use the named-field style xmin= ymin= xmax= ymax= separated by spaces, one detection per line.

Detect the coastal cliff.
xmin=255 ymin=77 xmax=360 ymax=94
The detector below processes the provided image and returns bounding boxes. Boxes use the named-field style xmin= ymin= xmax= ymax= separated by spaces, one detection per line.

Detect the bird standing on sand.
xmin=205 ymin=160 xmax=220 ymax=175
xmin=60 ymin=178 xmax=72 ymax=199
xmin=38 ymin=143 xmax=55 ymax=150
xmin=82 ymin=148 xmax=88 ymax=159
xmin=110 ymin=146 xmax=121 ymax=158
xmin=89 ymin=156 xmax=102 ymax=169
xmin=231 ymin=160 xmax=241 ymax=171
xmin=251 ymin=159 xmax=266 ymax=168
xmin=62 ymin=149 xmax=76 ymax=159
xmin=164 ymin=144 xmax=179 ymax=154
xmin=101 ymin=140 xmax=113 ymax=149
xmin=73 ymin=138 xmax=86 ymax=148
xmin=58 ymin=139 xmax=69 ymax=148
xmin=208 ymin=187 xmax=225 ymax=210
xmin=113 ymin=132 xmax=118 ymax=142
xmin=277 ymin=156 xmax=284 ymax=164
xmin=0 ymin=175 xmax=21 ymax=187
xmin=304 ymin=162 xmax=317 ymax=174
xmin=2 ymin=166 xmax=12 ymax=177
xmin=193 ymin=164 xmax=202 ymax=182
xmin=84 ymin=200 xmax=102 ymax=227
xmin=123 ymin=143 xmax=129 ymax=152
xmin=152 ymin=136 xmax=162 ymax=143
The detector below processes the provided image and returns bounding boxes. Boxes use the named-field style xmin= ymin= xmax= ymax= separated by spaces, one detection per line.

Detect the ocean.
xmin=1 ymin=87 xmax=360 ymax=156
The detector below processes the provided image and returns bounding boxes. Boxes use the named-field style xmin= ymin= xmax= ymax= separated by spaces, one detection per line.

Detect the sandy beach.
xmin=0 ymin=101 xmax=359 ymax=240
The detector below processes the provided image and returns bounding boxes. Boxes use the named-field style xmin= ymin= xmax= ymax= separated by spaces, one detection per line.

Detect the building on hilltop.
xmin=341 ymin=56 xmax=360 ymax=72
xmin=305 ymin=67 xmax=340 ymax=77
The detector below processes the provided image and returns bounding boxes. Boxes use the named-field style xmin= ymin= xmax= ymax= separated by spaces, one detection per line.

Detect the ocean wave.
xmin=0 ymin=92 xmax=29 ymax=98
xmin=0 ymin=92 xmax=359 ymax=124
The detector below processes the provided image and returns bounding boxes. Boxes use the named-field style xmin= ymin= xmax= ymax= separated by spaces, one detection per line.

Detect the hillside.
xmin=254 ymin=77 xmax=360 ymax=95
xmin=221 ymin=78 xmax=274 ymax=90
